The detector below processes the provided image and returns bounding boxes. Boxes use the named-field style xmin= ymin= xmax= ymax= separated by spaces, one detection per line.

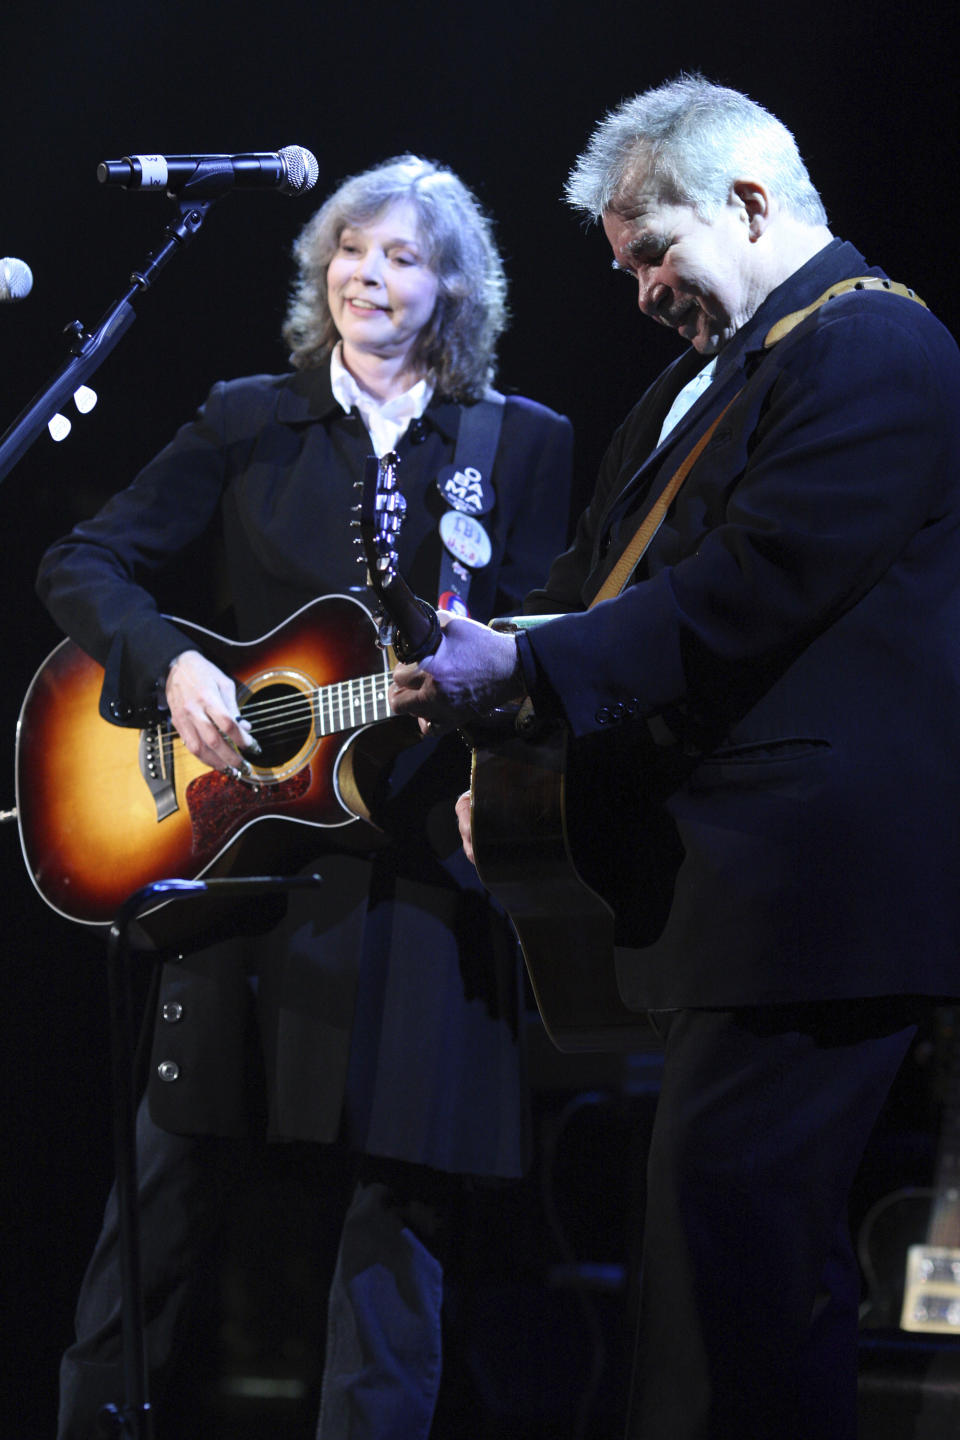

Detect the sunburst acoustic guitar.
xmin=15 ymin=579 xmax=421 ymax=927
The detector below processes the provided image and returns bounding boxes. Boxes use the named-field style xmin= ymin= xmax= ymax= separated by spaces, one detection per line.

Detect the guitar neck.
xmin=379 ymin=573 xmax=441 ymax=664
xmin=359 ymin=452 xmax=441 ymax=664
xmin=314 ymin=671 xmax=392 ymax=733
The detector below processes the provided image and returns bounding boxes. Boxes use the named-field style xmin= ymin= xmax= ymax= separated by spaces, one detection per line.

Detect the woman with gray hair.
xmin=285 ymin=153 xmax=507 ymax=397
xmin=41 ymin=153 xmax=572 ymax=1439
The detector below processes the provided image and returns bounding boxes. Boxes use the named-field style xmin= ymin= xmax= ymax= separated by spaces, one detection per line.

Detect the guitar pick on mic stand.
xmin=0 ymin=195 xmax=220 ymax=485
xmin=0 ymin=148 xmax=319 ymax=486
xmin=100 ymin=872 xmax=323 ymax=1440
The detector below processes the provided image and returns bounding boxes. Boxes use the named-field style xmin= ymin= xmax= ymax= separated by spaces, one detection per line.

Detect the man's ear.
xmin=731 ymin=179 xmax=771 ymax=238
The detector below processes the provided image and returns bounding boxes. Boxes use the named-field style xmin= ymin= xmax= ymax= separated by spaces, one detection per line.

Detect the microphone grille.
xmin=278 ymin=145 xmax=319 ymax=196
xmin=0 ymin=256 xmax=34 ymax=301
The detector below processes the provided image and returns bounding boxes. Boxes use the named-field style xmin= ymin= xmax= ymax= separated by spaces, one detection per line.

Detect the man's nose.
xmin=638 ymin=276 xmax=668 ymax=317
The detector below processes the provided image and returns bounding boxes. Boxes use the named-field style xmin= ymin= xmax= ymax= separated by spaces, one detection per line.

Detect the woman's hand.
xmin=164 ymin=650 xmax=259 ymax=772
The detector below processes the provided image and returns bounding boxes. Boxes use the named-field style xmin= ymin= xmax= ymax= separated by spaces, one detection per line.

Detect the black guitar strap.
xmin=435 ymin=392 xmax=505 ymax=616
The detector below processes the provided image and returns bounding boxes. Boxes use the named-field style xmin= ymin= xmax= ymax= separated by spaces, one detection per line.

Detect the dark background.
xmin=2 ymin=1 xmax=958 ymax=1435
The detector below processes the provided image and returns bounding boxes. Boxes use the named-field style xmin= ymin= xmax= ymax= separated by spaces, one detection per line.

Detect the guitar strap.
xmin=588 ymin=396 xmax=739 ymax=607
xmin=436 ymin=392 xmax=505 ymax=616
xmin=588 ymin=276 xmax=926 ymax=609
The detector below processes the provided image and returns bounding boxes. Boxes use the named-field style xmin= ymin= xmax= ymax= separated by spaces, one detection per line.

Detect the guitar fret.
xmin=315 ymin=673 xmax=390 ymax=735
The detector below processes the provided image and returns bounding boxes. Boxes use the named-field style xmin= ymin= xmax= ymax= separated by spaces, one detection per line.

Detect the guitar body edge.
xmin=471 ymin=729 xmax=651 ymax=1053
xmin=15 ymin=597 xmax=408 ymax=926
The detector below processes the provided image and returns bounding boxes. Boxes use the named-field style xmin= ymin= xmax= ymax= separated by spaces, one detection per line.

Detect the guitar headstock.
xmin=355 ymin=451 xmax=441 ymax=663
xmin=357 ymin=451 xmax=405 ymax=600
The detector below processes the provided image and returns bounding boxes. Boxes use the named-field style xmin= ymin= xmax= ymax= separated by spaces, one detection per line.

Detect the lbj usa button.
xmin=439 ymin=511 xmax=492 ymax=569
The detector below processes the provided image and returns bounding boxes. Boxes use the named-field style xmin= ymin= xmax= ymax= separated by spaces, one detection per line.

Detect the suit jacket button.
xmin=161 ymin=1002 xmax=183 ymax=1023
xmin=157 ymin=1060 xmax=180 ymax=1083
xmin=596 ymin=706 xmax=612 ymax=724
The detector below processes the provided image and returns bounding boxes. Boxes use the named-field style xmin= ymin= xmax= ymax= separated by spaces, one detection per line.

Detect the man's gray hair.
xmin=565 ymin=75 xmax=827 ymax=226
xmin=283 ymin=155 xmax=508 ymax=401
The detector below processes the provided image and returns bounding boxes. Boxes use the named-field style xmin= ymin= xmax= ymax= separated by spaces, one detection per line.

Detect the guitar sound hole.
xmin=246 ymin=683 xmax=313 ymax=769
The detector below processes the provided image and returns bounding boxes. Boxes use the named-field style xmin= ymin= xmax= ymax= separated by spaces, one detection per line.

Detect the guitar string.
xmin=159 ymin=673 xmax=391 ymax=729
xmin=152 ymin=689 xmax=391 ymax=757
xmin=151 ymin=673 xmax=393 ymax=769
xmin=154 ymin=679 xmax=393 ymax=755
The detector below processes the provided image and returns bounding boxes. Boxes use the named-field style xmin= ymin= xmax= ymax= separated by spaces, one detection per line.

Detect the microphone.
xmin=0 ymin=256 xmax=33 ymax=302
xmin=97 ymin=146 xmax=319 ymax=198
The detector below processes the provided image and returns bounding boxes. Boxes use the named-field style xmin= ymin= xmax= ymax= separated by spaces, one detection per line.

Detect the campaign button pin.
xmin=438 ymin=590 xmax=470 ymax=617
xmin=439 ymin=511 xmax=493 ymax=569
xmin=437 ymin=464 xmax=494 ymax=515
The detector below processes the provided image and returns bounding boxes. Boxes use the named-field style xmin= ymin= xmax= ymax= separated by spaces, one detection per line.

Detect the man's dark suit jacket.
xmin=523 ymin=239 xmax=960 ymax=1010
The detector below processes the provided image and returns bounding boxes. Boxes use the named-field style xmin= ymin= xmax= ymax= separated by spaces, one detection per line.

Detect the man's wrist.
xmin=506 ymin=637 xmax=528 ymax=703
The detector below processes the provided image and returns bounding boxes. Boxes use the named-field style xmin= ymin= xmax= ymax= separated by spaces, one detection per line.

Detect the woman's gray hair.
xmin=565 ymin=75 xmax=827 ymax=226
xmin=283 ymin=154 xmax=508 ymax=400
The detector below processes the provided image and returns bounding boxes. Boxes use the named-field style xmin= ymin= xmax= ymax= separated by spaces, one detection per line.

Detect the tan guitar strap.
xmin=588 ymin=276 xmax=926 ymax=609
xmin=588 ymin=396 xmax=739 ymax=606
xmin=762 ymin=276 xmax=926 ymax=348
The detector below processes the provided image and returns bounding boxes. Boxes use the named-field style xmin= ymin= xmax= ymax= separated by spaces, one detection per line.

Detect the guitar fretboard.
xmin=150 ymin=670 xmax=394 ymax=774
xmin=314 ymin=672 xmax=392 ymax=734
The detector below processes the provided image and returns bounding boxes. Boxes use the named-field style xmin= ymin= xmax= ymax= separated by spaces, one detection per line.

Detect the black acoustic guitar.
xmin=358 ymin=452 xmax=651 ymax=1053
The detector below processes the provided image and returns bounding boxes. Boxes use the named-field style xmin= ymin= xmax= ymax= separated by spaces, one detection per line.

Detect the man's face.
xmin=602 ymin=182 xmax=765 ymax=355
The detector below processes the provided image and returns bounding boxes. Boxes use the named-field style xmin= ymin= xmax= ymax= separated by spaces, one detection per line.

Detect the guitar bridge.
xmin=138 ymin=720 xmax=178 ymax=822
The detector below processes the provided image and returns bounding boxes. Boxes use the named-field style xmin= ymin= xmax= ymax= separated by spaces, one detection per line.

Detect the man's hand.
xmin=389 ymin=615 xmax=524 ymax=726
xmin=165 ymin=649 xmax=259 ymax=772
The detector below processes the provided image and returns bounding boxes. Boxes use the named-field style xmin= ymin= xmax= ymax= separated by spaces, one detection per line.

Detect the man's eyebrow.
xmin=628 ymin=231 xmax=668 ymax=260
xmin=611 ymin=231 xmax=667 ymax=273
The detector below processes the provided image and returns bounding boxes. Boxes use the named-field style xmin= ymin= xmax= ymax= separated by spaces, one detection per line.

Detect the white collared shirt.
xmin=329 ymin=344 xmax=435 ymax=457
xmin=657 ymin=357 xmax=718 ymax=447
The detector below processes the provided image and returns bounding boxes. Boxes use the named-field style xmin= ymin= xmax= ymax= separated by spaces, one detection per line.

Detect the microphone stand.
xmin=0 ymin=197 xmax=214 ymax=485
xmin=99 ymin=872 xmax=323 ymax=1440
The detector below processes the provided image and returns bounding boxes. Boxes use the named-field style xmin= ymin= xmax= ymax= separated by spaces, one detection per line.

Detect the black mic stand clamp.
xmin=0 ymin=197 xmax=215 ymax=486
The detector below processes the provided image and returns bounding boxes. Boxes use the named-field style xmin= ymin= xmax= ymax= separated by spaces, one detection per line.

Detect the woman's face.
xmin=327 ymin=199 xmax=439 ymax=370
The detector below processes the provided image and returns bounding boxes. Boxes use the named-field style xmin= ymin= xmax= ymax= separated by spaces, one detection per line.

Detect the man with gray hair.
xmin=391 ymin=75 xmax=960 ymax=1437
